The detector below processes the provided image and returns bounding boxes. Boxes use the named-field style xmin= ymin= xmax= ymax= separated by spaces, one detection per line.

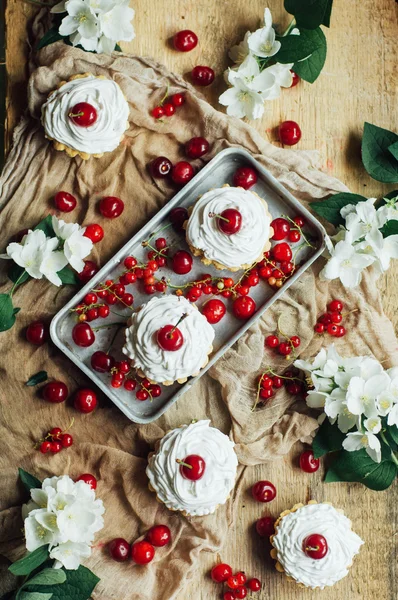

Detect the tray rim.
xmin=50 ymin=147 xmax=326 ymax=424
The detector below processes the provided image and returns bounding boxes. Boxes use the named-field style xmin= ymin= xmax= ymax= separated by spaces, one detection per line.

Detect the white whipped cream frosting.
xmin=273 ymin=503 xmax=364 ymax=589
xmin=41 ymin=75 xmax=129 ymax=154
xmin=146 ymin=420 xmax=238 ymax=516
xmin=185 ymin=186 xmax=271 ymax=269
xmin=122 ymin=295 xmax=215 ymax=383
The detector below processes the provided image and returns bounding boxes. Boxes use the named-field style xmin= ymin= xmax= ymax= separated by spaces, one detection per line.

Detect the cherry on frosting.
xmin=69 ymin=102 xmax=98 ymax=127
xmin=177 ymin=454 xmax=206 ymax=480
xmin=157 ymin=323 xmax=184 ymax=351
xmin=303 ymin=533 xmax=328 ymax=559
xmin=216 ymin=208 xmax=242 ymax=235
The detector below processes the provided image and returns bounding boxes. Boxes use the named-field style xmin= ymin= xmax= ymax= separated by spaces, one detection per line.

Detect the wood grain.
xmin=3 ymin=1 xmax=398 ymax=599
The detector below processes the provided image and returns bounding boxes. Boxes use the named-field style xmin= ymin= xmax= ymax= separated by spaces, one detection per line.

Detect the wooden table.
xmin=3 ymin=1 xmax=398 ymax=599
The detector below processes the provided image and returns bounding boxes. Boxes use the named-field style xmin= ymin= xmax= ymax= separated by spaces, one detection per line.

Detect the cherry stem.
xmin=68 ymin=112 xmax=84 ymax=118
xmin=142 ymin=222 xmax=173 ymax=247
xmin=176 ymin=459 xmax=192 ymax=469
xmin=92 ymin=322 xmax=126 ymax=332
xmin=159 ymin=84 xmax=170 ymax=106
xmin=168 ymin=313 xmax=188 ymax=337
xmin=208 ymin=212 xmax=229 ymax=223
xmin=305 ymin=545 xmax=319 ymax=552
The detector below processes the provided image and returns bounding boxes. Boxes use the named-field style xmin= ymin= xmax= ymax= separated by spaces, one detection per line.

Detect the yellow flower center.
xmin=360 ymin=435 xmax=368 ymax=446
xmin=261 ymin=41 xmax=273 ymax=52
xmin=36 ymin=525 xmax=47 ymax=539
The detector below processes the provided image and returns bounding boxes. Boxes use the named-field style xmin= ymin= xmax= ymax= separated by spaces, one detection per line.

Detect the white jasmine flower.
xmin=359 ymin=229 xmax=398 ymax=274
xmin=364 ymin=416 xmax=382 ymax=434
xmin=294 ymin=348 xmax=327 ymax=376
xmin=319 ymin=239 xmax=375 ymax=288
xmin=87 ymin=0 xmax=114 ymax=13
xmin=229 ymin=31 xmax=251 ymax=64
xmin=50 ymin=542 xmax=91 ymax=571
xmin=306 ymin=391 xmax=328 ymax=409
xmin=265 ymin=62 xmax=294 ymax=94
xmin=376 ymin=391 xmax=395 ymax=416
xmin=58 ymin=0 xmax=98 ymax=40
xmin=52 ymin=216 xmax=93 ymax=273
xmin=69 ymin=30 xmax=100 ymax=51
xmin=99 ymin=3 xmax=135 ymax=42
xmin=219 ymin=77 xmax=267 ymax=120
xmin=343 ymin=430 xmax=381 ymax=463
xmin=344 ymin=198 xmax=381 ymax=241
xmin=346 ymin=374 xmax=390 ymax=417
xmin=387 ymin=404 xmax=398 ymax=427
xmin=248 ymin=8 xmax=281 ymax=58
xmin=25 ymin=510 xmax=57 ymax=552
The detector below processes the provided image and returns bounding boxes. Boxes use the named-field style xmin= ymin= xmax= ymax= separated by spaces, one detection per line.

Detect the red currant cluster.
xmin=314 ymin=299 xmax=346 ymax=337
xmin=265 ymin=315 xmax=301 ymax=361
xmin=255 ymin=369 xmax=304 ymax=409
xmin=108 ymin=524 xmax=171 ymax=565
xmin=211 ymin=564 xmax=262 ymax=599
xmin=150 ymin=136 xmax=210 ymax=186
xmin=37 ymin=423 xmax=74 ymax=454
xmin=73 ymin=292 xmax=111 ymax=322
xmin=151 ymin=92 xmax=185 ymax=120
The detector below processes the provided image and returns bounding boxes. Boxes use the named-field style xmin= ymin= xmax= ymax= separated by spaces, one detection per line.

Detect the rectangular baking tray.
xmin=50 ymin=148 xmax=325 ymax=424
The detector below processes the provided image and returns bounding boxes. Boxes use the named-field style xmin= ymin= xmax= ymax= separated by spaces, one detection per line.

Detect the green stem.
xmin=380 ymin=431 xmax=398 ymax=466
xmin=9 ymin=270 xmax=27 ymax=297
xmin=282 ymin=17 xmax=296 ymax=37
xmin=93 ymin=321 xmax=126 ymax=332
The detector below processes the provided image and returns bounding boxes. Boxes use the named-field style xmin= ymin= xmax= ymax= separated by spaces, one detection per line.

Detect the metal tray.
xmin=50 ymin=148 xmax=325 ymax=424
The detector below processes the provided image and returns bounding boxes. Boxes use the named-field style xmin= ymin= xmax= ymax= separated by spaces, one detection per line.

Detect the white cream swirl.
xmin=273 ymin=503 xmax=364 ymax=589
xmin=185 ymin=186 xmax=271 ymax=269
xmin=122 ymin=295 xmax=214 ymax=383
xmin=41 ymin=75 xmax=129 ymax=154
xmin=146 ymin=420 xmax=238 ymax=516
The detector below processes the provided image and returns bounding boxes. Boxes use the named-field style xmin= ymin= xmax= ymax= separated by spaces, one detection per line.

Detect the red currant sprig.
xmin=151 ymin=85 xmax=186 ymax=120
xmin=264 ymin=314 xmax=301 ymax=361
xmin=109 ymin=361 xmax=162 ymax=402
xmin=36 ymin=419 xmax=75 ymax=454
xmin=210 ymin=562 xmax=262 ymax=598
xmin=314 ymin=299 xmax=353 ymax=338
xmin=253 ymin=367 xmax=304 ymax=411
xmin=72 ymin=292 xmax=111 ymax=322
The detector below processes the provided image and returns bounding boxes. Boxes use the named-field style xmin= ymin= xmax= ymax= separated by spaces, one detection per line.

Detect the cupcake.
xmin=122 ymin=295 xmax=214 ymax=385
xmin=184 ymin=185 xmax=273 ymax=271
xmin=270 ymin=501 xmax=363 ymax=589
xmin=41 ymin=73 xmax=129 ymax=159
xmin=146 ymin=420 xmax=238 ymax=516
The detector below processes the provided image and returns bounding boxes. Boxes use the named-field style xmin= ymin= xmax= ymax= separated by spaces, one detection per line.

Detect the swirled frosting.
xmin=122 ymin=295 xmax=215 ymax=383
xmin=185 ymin=187 xmax=271 ymax=269
xmin=272 ymin=503 xmax=363 ymax=589
xmin=146 ymin=420 xmax=238 ymax=516
xmin=41 ymin=75 xmax=129 ymax=154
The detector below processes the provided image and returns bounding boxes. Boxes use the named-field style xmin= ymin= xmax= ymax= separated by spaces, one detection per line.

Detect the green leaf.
xmin=311 ymin=192 xmax=366 ymax=225
xmin=37 ymin=27 xmax=65 ymax=51
xmin=325 ymin=448 xmax=397 ymax=491
xmin=388 ymin=141 xmax=398 ymax=162
xmin=27 ymin=570 xmax=66 ymax=587
xmin=312 ymin=418 xmax=345 ymax=458
xmin=25 ymin=371 xmax=48 ymax=387
xmin=13 ymin=307 xmax=21 ymax=315
xmin=57 ymin=267 xmax=78 ymax=286
xmin=362 ymin=122 xmax=398 ymax=183
xmin=26 ymin=566 xmax=100 ymax=600
xmin=114 ymin=43 xmax=122 ymax=52
xmin=34 ymin=215 xmax=55 ymax=238
xmin=8 ymin=263 xmax=30 ymax=285
xmin=380 ymin=220 xmax=398 ymax=238
xmin=9 ymin=546 xmax=49 ymax=576
xmin=291 ymin=27 xmax=327 ymax=83
xmin=274 ymin=27 xmax=322 ymax=64
xmin=19 ymin=593 xmax=53 ymax=600
xmin=388 ymin=425 xmax=398 ymax=445
xmin=284 ymin=0 xmax=331 ymax=30
xmin=322 ymin=0 xmax=333 ymax=26
xmin=18 ymin=468 xmax=42 ymax=493
xmin=0 ymin=293 xmax=17 ymax=332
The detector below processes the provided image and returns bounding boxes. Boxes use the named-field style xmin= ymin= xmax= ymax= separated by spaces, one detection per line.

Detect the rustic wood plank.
xmin=3 ymin=1 xmax=398 ymax=599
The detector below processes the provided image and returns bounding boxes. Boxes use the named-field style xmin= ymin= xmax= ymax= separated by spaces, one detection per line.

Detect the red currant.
xmin=265 ymin=334 xmax=279 ymax=348
xmin=77 ymin=260 xmax=98 ymax=283
xmin=155 ymin=281 xmax=167 ymax=293
xmin=288 ymin=229 xmax=301 ymax=243
xmin=300 ymin=450 xmax=320 ymax=473
xmin=272 ymin=242 xmax=292 ymax=262
xmin=131 ymin=540 xmax=155 ymax=565
xmin=74 ymin=389 xmax=97 ymax=413
xmin=232 ymin=296 xmax=256 ymax=320
xmin=293 ymin=216 xmax=305 ymax=228
xmin=233 ymin=166 xmax=258 ymax=189
xmin=69 ymin=102 xmax=97 ymax=127
xmin=171 ymin=93 xmax=185 ymax=106
xmin=226 ymin=575 xmax=240 ymax=590
xmin=272 ymin=376 xmax=283 ymax=388
xmin=124 ymin=256 xmax=137 ymax=269
xmin=85 ymin=307 xmax=98 ymax=322
xmin=169 ymin=206 xmax=189 ymax=231
xmin=151 ymin=106 xmax=164 ymax=119
xmin=286 ymin=382 xmax=302 ymax=395
xmin=271 ymin=218 xmax=290 ymax=241
xmin=171 ymin=161 xmax=194 ymax=185
xmin=151 ymin=156 xmax=172 ymax=178
xmin=84 ymin=223 xmax=104 ymax=244
xmin=185 ymin=137 xmax=210 ymax=159
xmin=211 ymin=563 xmax=233 ymax=583
xmin=247 ymin=578 xmax=261 ymax=592
xmin=146 ymin=524 xmax=171 ymax=547
xmin=76 ymin=473 xmax=97 ymax=489
xmin=235 ymin=587 xmax=247 ymax=599
xmin=172 ymin=250 xmax=193 ymax=274
xmin=290 ymin=335 xmax=301 ymax=348
xmin=42 ymin=381 xmax=68 ymax=403
xmin=122 ymin=292 xmax=134 ymax=306
xmin=279 ymin=120 xmax=302 ymax=146
xmin=173 ymin=29 xmax=198 ymax=52
xmin=49 ymin=427 xmax=62 ymax=439
xmin=314 ymin=322 xmax=325 ymax=334
xmin=54 ymin=191 xmax=77 ymax=212
xmin=256 ymin=516 xmax=275 ymax=537
xmin=224 ymin=593 xmax=236 ymax=600
xmin=278 ymin=342 xmax=291 ymax=357
xmin=108 ymin=538 xmax=130 ymax=562
xmin=99 ymin=196 xmax=124 ymax=219
xmin=303 ymin=533 xmax=328 ymax=559
xmin=335 ymin=325 xmax=346 ymax=337
xmin=40 ymin=441 xmax=52 ymax=454
xmin=50 ymin=441 xmax=62 ymax=453
xmin=136 ymin=389 xmax=149 ymax=401
xmin=26 ymin=321 xmax=48 ymax=345
xmin=260 ymin=388 xmax=273 ymax=400
xmin=235 ymin=572 xmax=246 ymax=586
xmin=178 ymin=454 xmax=206 ymax=480
xmin=98 ymin=304 xmax=110 ymax=318
xmin=124 ymin=379 xmax=136 ymax=391
xmin=72 ymin=322 xmax=95 ymax=347
xmin=60 ymin=433 xmax=73 ymax=448
xmin=163 ymin=102 xmax=175 ymax=117
xmin=149 ymin=384 xmax=162 ymax=398
xmin=327 ymin=323 xmax=339 ymax=336
xmin=191 ymin=65 xmax=215 ymax=86
xmin=328 ymin=299 xmax=344 ymax=312
xmin=252 ymin=480 xmax=276 ymax=503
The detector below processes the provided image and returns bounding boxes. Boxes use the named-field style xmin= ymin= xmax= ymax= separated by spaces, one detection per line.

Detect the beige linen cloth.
xmin=1 ymin=36 xmax=397 ymax=600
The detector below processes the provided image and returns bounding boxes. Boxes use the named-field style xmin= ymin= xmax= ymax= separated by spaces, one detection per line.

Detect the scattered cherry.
xmin=172 ymin=250 xmax=193 ymax=274
xmin=178 ymin=454 xmax=206 ymax=480
xmin=191 ymin=66 xmax=215 ymax=86
xmin=256 ymin=516 xmax=275 ymax=537
xmin=72 ymin=322 xmax=95 ymax=347
xmin=74 ymin=388 xmax=97 ymax=413
xmin=232 ymin=296 xmax=256 ymax=320
xmin=171 ymin=161 xmax=194 ymax=185
xmin=54 ymin=191 xmax=77 ymax=212
xmin=217 ymin=208 xmax=242 ymax=235
xmin=91 ymin=351 xmax=114 ymax=373
xmin=131 ymin=540 xmax=155 ymax=565
xmin=146 ymin=524 xmax=171 ymax=547
xmin=211 ymin=563 xmax=233 ymax=583
xmin=185 ymin=137 xmax=210 ymax=159
xmin=303 ymin=533 xmax=328 ymax=560
xmin=252 ymin=480 xmax=276 ymax=503
xmin=271 ymin=218 xmax=290 ymax=241
xmin=76 ymin=473 xmax=97 ymax=490
xmin=300 ymin=450 xmax=320 ymax=473
xmin=233 ymin=166 xmax=258 ymax=189
xmin=169 ymin=206 xmax=189 ymax=232
xmin=108 ymin=538 xmax=131 ymax=562
xmin=42 ymin=381 xmax=68 ymax=404
xmin=84 ymin=223 xmax=104 ymax=244
xmin=290 ymin=71 xmax=300 ymax=87
xmin=201 ymin=299 xmax=226 ymax=324
xmin=272 ymin=242 xmax=292 ymax=262
xmin=26 ymin=321 xmax=48 ymax=345
xmin=69 ymin=102 xmax=97 ymax=127
xmin=279 ymin=120 xmax=302 ymax=146
xmin=157 ymin=324 xmax=184 ymax=351
xmin=151 ymin=156 xmax=173 ymax=178
xmin=99 ymin=196 xmax=124 ymax=219
xmin=173 ymin=29 xmax=198 ymax=52
xmin=77 ymin=260 xmax=99 ymax=283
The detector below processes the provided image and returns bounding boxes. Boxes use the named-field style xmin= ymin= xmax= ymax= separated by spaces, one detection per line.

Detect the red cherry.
xmin=335 ymin=325 xmax=346 ymax=337
xmin=50 ymin=441 xmax=62 ymax=453
xmin=272 ymin=242 xmax=292 ymax=262
xmin=185 ymin=137 xmax=210 ymax=159
xmin=171 ymin=93 xmax=185 ymax=106
xmin=303 ymin=533 xmax=328 ymax=559
xmin=314 ymin=322 xmax=325 ymax=334
xmin=42 ymin=381 xmax=68 ymax=404
xmin=217 ymin=208 xmax=242 ymax=235
xmin=54 ymin=191 xmax=77 ymax=212
xmin=171 ymin=161 xmax=194 ymax=185
xmin=131 ymin=540 xmax=155 ymax=565
xmin=99 ymin=196 xmax=124 ymax=219
xmin=157 ymin=324 xmax=184 ymax=351
xmin=108 ymin=538 xmax=131 ymax=562
xmin=226 ymin=575 xmax=240 ymax=590
xmin=178 ymin=454 xmax=206 ymax=480
xmin=211 ymin=563 xmax=233 ymax=583
xmin=77 ymin=260 xmax=98 ymax=283
xmin=69 ymin=102 xmax=97 ymax=127
xmin=235 ymin=587 xmax=247 ymax=599
xmin=163 ymin=102 xmax=175 ymax=117
xmin=26 ymin=321 xmax=48 ymax=345
xmin=76 ymin=473 xmax=97 ymax=489
xmin=74 ymin=388 xmax=97 ymax=413
xmin=201 ymin=299 xmax=226 ymax=324
xmin=247 ymin=578 xmax=261 ymax=592
xmin=290 ymin=71 xmax=300 ymax=87
xmin=252 ymin=480 xmax=276 ymax=503
xmin=256 ymin=516 xmax=275 ymax=537
xmin=328 ymin=299 xmax=344 ymax=312
xmin=169 ymin=206 xmax=189 ymax=232
xmin=232 ymin=166 xmax=258 ymax=189
xmin=151 ymin=156 xmax=173 ymax=178
xmin=61 ymin=433 xmax=73 ymax=448
xmin=300 ymin=450 xmax=320 ymax=473
xmin=286 ymin=381 xmax=302 ymax=395
xmin=191 ymin=65 xmax=215 ymax=86
xmin=290 ymin=335 xmax=301 ymax=348
xmin=172 ymin=250 xmax=193 ymax=274
xmin=72 ymin=322 xmax=95 ymax=347
xmin=173 ymin=29 xmax=198 ymax=52
xmin=279 ymin=120 xmax=302 ymax=146
xmin=151 ymin=106 xmax=164 ymax=119
xmin=91 ymin=351 xmax=115 ymax=372
xmin=224 ymin=593 xmax=236 ymax=600
xmin=233 ymin=296 xmax=256 ymax=320
xmin=271 ymin=218 xmax=290 ymax=241
xmin=288 ymin=229 xmax=301 ymax=243
xmin=265 ymin=334 xmax=279 ymax=348
xmin=84 ymin=223 xmax=104 ymax=244
xmin=146 ymin=524 xmax=171 ymax=547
